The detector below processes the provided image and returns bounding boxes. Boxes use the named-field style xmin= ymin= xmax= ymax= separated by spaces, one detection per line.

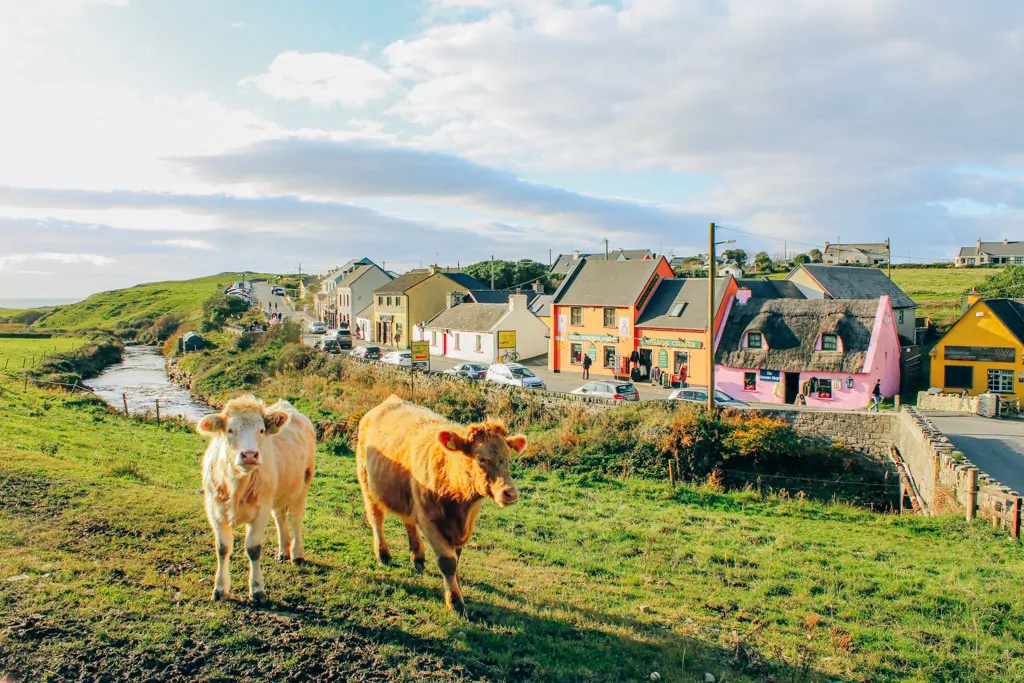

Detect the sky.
xmin=2 ymin=0 xmax=1023 ymax=302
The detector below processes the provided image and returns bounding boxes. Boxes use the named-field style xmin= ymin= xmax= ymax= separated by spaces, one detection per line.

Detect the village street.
xmin=925 ymin=413 xmax=1024 ymax=495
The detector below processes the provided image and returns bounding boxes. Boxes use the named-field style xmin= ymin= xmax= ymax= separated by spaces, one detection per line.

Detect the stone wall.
xmin=765 ymin=410 xmax=898 ymax=468
xmin=917 ymin=391 xmax=980 ymax=414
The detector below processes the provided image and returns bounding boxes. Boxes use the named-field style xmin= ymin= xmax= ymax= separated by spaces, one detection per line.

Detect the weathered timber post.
xmin=965 ymin=468 xmax=978 ymax=522
xmin=669 ymin=460 xmax=676 ymax=490
xmin=123 ymin=393 xmax=130 ymax=415
xmin=155 ymin=399 xmax=160 ymax=424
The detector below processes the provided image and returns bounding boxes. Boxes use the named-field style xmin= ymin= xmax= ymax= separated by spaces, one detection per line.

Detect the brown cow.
xmin=356 ymin=395 xmax=526 ymax=617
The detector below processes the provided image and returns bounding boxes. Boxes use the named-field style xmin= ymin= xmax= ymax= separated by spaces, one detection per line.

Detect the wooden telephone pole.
xmin=708 ymin=223 xmax=716 ymax=412
xmin=885 ymin=238 xmax=892 ymax=278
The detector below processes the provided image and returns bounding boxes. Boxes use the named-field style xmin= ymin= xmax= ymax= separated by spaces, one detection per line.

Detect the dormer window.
xmin=670 ymin=303 xmax=686 ymax=317
xmin=747 ymin=332 xmax=763 ymax=349
xmin=821 ymin=333 xmax=838 ymax=351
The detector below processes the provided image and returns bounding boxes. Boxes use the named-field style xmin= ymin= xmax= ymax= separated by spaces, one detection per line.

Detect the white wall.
xmin=425 ymin=295 xmax=549 ymax=364
xmin=493 ymin=294 xmax=549 ymax=361
xmin=426 ymin=328 xmax=497 ymax=363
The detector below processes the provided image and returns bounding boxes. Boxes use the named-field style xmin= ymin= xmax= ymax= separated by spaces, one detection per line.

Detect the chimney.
xmin=573 ymin=250 xmax=580 ymax=260
xmin=532 ymin=280 xmax=544 ymax=293
xmin=509 ymin=293 xmax=528 ymax=312
xmin=429 ymin=265 xmax=438 ymax=275
xmin=978 ymin=238 xmax=983 ymax=251
xmin=736 ymin=288 xmax=752 ymax=305
xmin=447 ymin=292 xmax=463 ymax=309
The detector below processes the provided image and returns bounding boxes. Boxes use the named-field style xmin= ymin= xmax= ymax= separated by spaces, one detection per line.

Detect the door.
xmin=784 ymin=372 xmax=800 ymax=404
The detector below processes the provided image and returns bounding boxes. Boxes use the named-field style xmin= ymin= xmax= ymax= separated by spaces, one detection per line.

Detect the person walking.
xmin=870 ymin=379 xmax=883 ymax=412
xmin=582 ymin=353 xmax=592 ymax=379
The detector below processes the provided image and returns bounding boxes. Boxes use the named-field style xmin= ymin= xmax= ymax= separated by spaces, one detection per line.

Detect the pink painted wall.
xmin=716 ymin=296 xmax=902 ymax=410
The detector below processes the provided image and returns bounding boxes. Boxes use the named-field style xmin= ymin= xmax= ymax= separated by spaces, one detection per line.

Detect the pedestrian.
xmin=870 ymin=378 xmax=882 ymax=412
xmin=582 ymin=353 xmax=592 ymax=379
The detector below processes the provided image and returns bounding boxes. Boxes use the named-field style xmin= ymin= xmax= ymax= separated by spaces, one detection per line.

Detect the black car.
xmin=322 ymin=339 xmax=342 ymax=354
xmin=334 ymin=329 xmax=353 ymax=349
xmin=352 ymin=345 xmax=382 ymax=360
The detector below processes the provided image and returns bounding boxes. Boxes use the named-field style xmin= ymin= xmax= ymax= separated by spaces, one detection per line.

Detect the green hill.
xmin=36 ymin=273 xmax=254 ymax=330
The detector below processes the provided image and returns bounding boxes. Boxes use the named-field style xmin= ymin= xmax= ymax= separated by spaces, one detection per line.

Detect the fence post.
xmin=668 ymin=460 xmax=676 ymax=490
xmin=123 ymin=393 xmax=130 ymax=415
xmin=965 ymin=468 xmax=978 ymax=522
xmin=24 ymin=376 xmax=28 ymax=391
xmin=155 ymin=399 xmax=160 ymax=424
xmin=1013 ymin=497 xmax=1021 ymax=541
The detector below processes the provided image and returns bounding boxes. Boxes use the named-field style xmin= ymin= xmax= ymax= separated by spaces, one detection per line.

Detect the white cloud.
xmin=153 ymin=238 xmax=216 ymax=250
xmin=242 ymin=52 xmax=397 ymax=108
xmin=229 ymin=20 xmax=247 ymax=29
xmin=0 ymin=252 xmax=114 ymax=271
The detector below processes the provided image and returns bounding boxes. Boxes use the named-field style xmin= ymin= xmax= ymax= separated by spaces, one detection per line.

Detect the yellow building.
xmin=372 ymin=268 xmax=486 ymax=348
xmin=930 ymin=297 xmax=1024 ymax=400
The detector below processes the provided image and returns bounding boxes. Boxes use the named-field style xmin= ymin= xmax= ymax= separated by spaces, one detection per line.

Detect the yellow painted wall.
xmin=930 ymin=301 xmax=1024 ymax=400
xmin=786 ymin=268 xmax=822 ymax=294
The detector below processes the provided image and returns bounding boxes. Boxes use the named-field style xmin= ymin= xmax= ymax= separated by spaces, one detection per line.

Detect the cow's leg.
xmin=422 ymin=524 xmax=465 ymax=618
xmin=272 ymin=507 xmax=291 ymax=563
xmin=210 ymin=518 xmax=233 ymax=601
xmin=288 ymin=497 xmax=307 ymax=565
xmin=245 ymin=507 xmax=272 ymax=605
xmin=404 ymin=522 xmax=425 ymax=572
xmin=363 ymin=498 xmax=391 ymax=566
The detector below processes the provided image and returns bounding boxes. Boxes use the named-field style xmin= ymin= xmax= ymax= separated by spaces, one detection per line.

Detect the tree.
xmin=754 ymin=251 xmax=773 ymax=273
xmin=978 ymin=265 xmax=1024 ymax=298
xmin=793 ymin=253 xmax=811 ymax=265
xmin=808 ymin=248 xmax=823 ymax=262
xmin=722 ymin=249 xmax=748 ymax=267
xmin=462 ymin=259 xmax=549 ymax=290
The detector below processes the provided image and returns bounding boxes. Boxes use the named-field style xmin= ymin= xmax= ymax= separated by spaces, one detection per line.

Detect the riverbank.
xmin=85 ymin=346 xmax=211 ymax=421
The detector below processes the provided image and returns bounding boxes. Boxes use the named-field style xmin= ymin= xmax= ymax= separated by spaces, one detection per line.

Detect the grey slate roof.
xmin=552 ymin=258 xmax=663 ymax=307
xmin=736 ymin=279 xmax=807 ymax=300
xmin=983 ymin=299 xmax=1024 ymax=344
xmin=374 ymin=271 xmax=432 ymax=294
xmin=959 ymin=241 xmax=1024 ymax=257
xmin=716 ymin=298 xmax=881 ymax=372
xmin=636 ymin=278 xmax=730 ymax=330
xmin=355 ymin=303 xmax=373 ymax=320
xmin=465 ymin=289 xmax=539 ymax=305
xmin=824 ymin=243 xmax=887 ymax=258
xmin=338 ymin=264 xmax=390 ymax=288
xmin=440 ymin=272 xmax=489 ymax=290
xmin=529 ymin=294 xmax=553 ymax=317
xmin=550 ymin=249 xmax=652 ymax=274
xmin=424 ymin=303 xmax=508 ymax=332
xmin=789 ymin=265 xmax=916 ymax=309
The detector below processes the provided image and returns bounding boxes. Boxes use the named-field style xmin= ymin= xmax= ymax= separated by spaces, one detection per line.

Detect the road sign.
xmin=411 ymin=341 xmax=430 ymax=362
xmin=497 ymin=330 xmax=517 ymax=349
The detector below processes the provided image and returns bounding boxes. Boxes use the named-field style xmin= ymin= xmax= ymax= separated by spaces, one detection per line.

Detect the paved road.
xmin=926 ymin=412 xmax=1024 ymax=494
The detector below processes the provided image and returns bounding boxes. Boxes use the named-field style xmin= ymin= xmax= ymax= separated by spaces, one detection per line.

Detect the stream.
xmin=84 ymin=345 xmax=211 ymax=422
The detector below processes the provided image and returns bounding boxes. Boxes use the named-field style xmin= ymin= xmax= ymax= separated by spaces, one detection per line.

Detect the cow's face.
xmin=438 ymin=423 xmax=526 ymax=507
xmin=198 ymin=406 xmax=290 ymax=472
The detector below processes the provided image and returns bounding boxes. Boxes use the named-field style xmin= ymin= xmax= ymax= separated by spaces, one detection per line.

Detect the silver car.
xmin=486 ymin=363 xmax=546 ymax=389
xmin=668 ymin=387 xmax=749 ymax=408
xmin=571 ymin=381 xmax=640 ymax=401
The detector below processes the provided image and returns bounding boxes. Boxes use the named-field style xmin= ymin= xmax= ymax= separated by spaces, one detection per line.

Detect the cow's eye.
xmin=227 ymin=428 xmax=235 ymax=435
xmin=259 ymin=428 xmax=265 ymax=434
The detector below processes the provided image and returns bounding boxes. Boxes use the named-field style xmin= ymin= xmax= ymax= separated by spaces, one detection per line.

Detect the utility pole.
xmin=783 ymin=241 xmax=787 ymax=263
xmin=708 ymin=223 xmax=716 ymax=412
xmin=605 ymin=238 xmax=609 ymax=261
xmin=549 ymin=249 xmax=552 ymax=268
xmin=490 ymin=255 xmax=495 ymax=289
xmin=885 ymin=238 xmax=892 ymax=279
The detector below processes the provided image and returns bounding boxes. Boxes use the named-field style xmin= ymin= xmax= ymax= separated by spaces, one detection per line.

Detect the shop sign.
xmin=568 ymin=332 xmax=619 ymax=343
xmin=639 ymin=337 xmax=703 ymax=349
xmin=759 ymin=369 xmax=781 ymax=383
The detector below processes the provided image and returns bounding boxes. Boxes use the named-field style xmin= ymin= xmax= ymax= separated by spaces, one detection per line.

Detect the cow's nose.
xmin=501 ymin=486 xmax=519 ymax=505
xmin=240 ymin=450 xmax=260 ymax=464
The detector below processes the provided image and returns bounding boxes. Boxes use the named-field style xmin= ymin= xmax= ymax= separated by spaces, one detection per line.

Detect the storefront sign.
xmin=759 ymin=369 xmax=781 ymax=383
xmin=944 ymin=346 xmax=1014 ymax=363
xmin=657 ymin=348 xmax=669 ymax=369
xmin=567 ymin=332 xmax=619 ymax=343
xmin=618 ymin=317 xmax=630 ymax=338
xmin=378 ymin=314 xmax=393 ymax=322
xmin=411 ymin=341 xmax=430 ymax=362
xmin=639 ymin=337 xmax=703 ymax=349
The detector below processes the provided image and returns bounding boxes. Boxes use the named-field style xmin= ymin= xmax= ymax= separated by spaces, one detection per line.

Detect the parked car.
xmin=443 ymin=363 xmax=488 ymax=380
xmin=381 ymin=350 xmax=412 ymax=367
xmin=271 ymin=286 xmax=285 ymax=296
xmin=308 ymin=321 xmax=326 ymax=334
xmin=351 ymin=345 xmax=382 ymax=360
xmin=486 ymin=363 xmax=546 ymax=389
xmin=322 ymin=338 xmax=342 ymax=354
xmin=668 ymin=387 xmax=749 ymax=408
xmin=331 ymin=329 xmax=353 ymax=349
xmin=571 ymin=381 xmax=640 ymax=401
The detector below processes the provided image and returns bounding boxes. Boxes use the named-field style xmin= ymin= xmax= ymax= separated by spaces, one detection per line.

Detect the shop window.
xmin=743 ymin=372 xmax=757 ymax=392
xmin=673 ymin=351 xmax=689 ymax=376
xmin=988 ymin=369 xmax=1014 ymax=394
xmin=817 ymin=379 xmax=833 ymax=399
xmin=603 ymin=345 xmax=616 ymax=368
xmin=570 ymin=343 xmax=583 ymax=364
xmin=571 ymin=307 xmax=582 ymax=326
xmin=396 ymin=297 xmax=402 ymax=308
xmin=747 ymin=332 xmax=763 ymax=349
xmin=603 ymin=308 xmax=615 ymax=327
xmin=944 ymin=366 xmax=972 ymax=389
xmin=475 ymin=335 xmax=482 ymax=352
xmin=821 ymin=334 xmax=838 ymax=351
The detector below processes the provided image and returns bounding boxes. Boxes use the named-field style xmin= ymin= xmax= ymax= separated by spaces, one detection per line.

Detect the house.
xmin=786 ymin=264 xmax=918 ymax=342
xmin=634 ymin=277 xmax=738 ymax=387
xmin=334 ymin=264 xmax=392 ymax=329
xmin=955 ymin=239 xmax=1024 ymax=267
xmin=371 ymin=268 xmax=487 ymax=348
xmin=715 ymin=296 xmax=901 ymax=408
xmin=179 ymin=331 xmax=206 ymax=353
xmin=529 ymin=294 xmax=554 ymax=334
xmin=323 ymin=257 xmax=376 ymax=292
xmin=719 ymin=263 xmax=744 ymax=279
xmin=822 ymin=242 xmax=888 ymax=265
xmin=314 ymin=291 xmax=330 ymax=324
xmin=550 ymin=248 xmax=653 ymax=275
xmin=354 ymin=302 xmax=374 ymax=342
xmin=424 ymin=293 xmax=548 ymax=364
xmin=928 ymin=296 xmax=1024 ymax=401
xmin=549 ymin=256 xmax=675 ymax=377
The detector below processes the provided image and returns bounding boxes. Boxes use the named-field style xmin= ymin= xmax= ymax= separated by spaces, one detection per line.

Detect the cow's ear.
xmin=506 ymin=434 xmax=528 ymax=453
xmin=438 ymin=430 xmax=470 ymax=453
xmin=264 ymin=410 xmax=290 ymax=435
xmin=197 ymin=413 xmax=225 ymax=437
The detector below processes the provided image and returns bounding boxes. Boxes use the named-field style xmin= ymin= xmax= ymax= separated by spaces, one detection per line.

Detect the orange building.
xmin=549 ymin=257 xmax=675 ymax=378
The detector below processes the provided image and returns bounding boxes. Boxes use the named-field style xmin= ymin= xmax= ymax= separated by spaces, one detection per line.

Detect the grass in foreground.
xmin=1 ymin=379 xmax=1022 ymax=682
xmin=0 ymin=337 xmax=87 ymax=370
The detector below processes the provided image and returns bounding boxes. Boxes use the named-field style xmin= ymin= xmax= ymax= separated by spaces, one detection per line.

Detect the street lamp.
xmin=708 ymin=222 xmax=735 ymax=412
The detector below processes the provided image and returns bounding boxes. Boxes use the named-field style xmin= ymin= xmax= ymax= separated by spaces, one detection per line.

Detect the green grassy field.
xmin=2 ymin=343 xmax=1022 ymax=682
xmin=0 ymin=337 xmax=87 ymax=369
xmin=35 ymin=273 xmax=252 ymax=330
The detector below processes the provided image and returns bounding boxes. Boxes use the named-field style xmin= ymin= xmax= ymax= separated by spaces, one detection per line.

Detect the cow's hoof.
xmin=377 ymin=550 xmax=392 ymax=566
xmin=251 ymin=591 xmax=269 ymax=607
xmin=450 ymin=600 xmax=469 ymax=620
xmin=292 ymin=556 xmax=305 ymax=566
xmin=413 ymin=558 xmax=425 ymax=573
xmin=212 ymin=588 xmax=229 ymax=602
xmin=276 ymin=553 xmax=289 ymax=564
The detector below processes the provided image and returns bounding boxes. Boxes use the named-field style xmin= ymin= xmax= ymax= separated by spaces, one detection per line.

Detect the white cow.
xmin=197 ymin=395 xmax=316 ymax=604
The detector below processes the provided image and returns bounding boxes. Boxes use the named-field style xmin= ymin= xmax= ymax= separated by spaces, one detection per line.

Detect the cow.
xmin=356 ymin=395 xmax=526 ymax=617
xmin=197 ymin=395 xmax=316 ymax=605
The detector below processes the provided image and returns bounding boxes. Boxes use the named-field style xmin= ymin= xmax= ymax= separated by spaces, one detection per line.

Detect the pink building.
xmin=714 ymin=295 xmax=901 ymax=409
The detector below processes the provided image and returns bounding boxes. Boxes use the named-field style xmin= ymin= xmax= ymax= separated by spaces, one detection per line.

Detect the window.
xmin=967 ymin=258 xmax=975 ymax=264
xmin=431 ymin=331 xmax=437 ymax=345
xmin=475 ymin=335 xmax=482 ymax=352
xmin=944 ymin=365 xmax=973 ymax=389
xmin=571 ymin=307 xmax=582 ymax=326
xmin=821 ymin=334 xmax=838 ymax=351
xmin=377 ymin=296 xmax=383 ymax=306
xmin=603 ymin=345 xmax=616 ymax=368
xmin=1016 ymin=257 xmax=1024 ymax=265
xmin=670 ymin=302 xmax=686 ymax=317
xmin=988 ymin=369 xmax=1014 ymax=394
xmin=898 ymin=310 xmax=904 ymax=324
xmin=747 ymin=332 xmax=763 ymax=349
xmin=603 ymin=308 xmax=615 ymax=327
xmin=396 ymin=297 xmax=402 ymax=308
xmin=743 ymin=371 xmax=757 ymax=391
xmin=453 ymin=333 xmax=461 ymax=349
xmin=386 ymin=296 xmax=392 ymax=306
xmin=570 ymin=343 xmax=583 ymax=364
xmin=817 ymin=378 xmax=833 ymax=399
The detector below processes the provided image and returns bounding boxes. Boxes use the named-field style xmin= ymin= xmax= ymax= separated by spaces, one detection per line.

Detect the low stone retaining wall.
xmin=767 ymin=410 xmax=898 ymax=468
xmin=916 ymin=391 xmax=1018 ymax=418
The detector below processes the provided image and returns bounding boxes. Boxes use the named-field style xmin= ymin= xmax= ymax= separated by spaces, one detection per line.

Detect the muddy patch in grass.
xmin=0 ymin=472 xmax=81 ymax=520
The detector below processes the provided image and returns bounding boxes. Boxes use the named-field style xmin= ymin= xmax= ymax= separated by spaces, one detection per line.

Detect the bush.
xmin=276 ymin=343 xmax=314 ymax=373
xmin=200 ymin=293 xmax=249 ymax=332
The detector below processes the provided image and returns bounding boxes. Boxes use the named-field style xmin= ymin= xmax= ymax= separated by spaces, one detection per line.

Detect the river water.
xmin=84 ymin=346 xmax=211 ymax=422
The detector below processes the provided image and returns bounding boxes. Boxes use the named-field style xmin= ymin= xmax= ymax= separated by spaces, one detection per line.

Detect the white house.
xmin=424 ymin=293 xmax=548 ymax=364
xmin=354 ymin=303 xmax=374 ymax=342
xmin=335 ymin=263 xmax=392 ymax=328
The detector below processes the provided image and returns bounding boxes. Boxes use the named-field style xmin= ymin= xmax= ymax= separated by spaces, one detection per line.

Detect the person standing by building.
xmin=870 ymin=379 xmax=883 ymax=411
xmin=582 ymin=352 xmax=592 ymax=379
